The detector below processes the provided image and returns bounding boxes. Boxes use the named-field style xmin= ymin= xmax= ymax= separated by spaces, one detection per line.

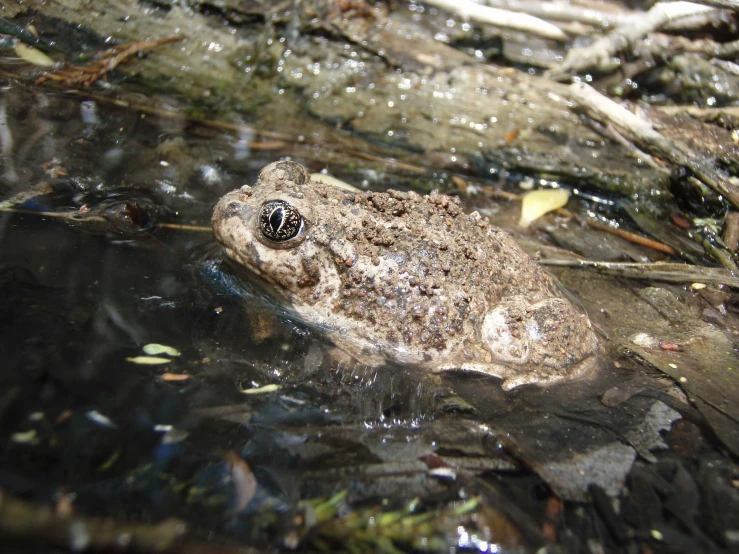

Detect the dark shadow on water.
xmin=0 ymin=86 xmax=736 ymax=554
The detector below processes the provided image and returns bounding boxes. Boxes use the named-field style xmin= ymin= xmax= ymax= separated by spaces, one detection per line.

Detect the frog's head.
xmin=212 ymin=161 xmax=343 ymax=308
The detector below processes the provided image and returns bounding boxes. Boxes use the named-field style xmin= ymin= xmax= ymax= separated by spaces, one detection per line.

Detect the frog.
xmin=211 ymin=161 xmax=598 ymax=390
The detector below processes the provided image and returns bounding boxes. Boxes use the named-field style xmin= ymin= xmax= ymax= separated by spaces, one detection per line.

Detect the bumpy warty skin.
xmin=212 ymin=161 xmax=598 ymax=390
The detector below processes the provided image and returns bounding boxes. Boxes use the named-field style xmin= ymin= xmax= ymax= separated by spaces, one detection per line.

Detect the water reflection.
xmin=0 ymin=84 xmax=735 ymax=554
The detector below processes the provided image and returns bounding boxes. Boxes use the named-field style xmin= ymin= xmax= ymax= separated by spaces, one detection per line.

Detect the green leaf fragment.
xmin=10 ymin=429 xmax=37 ymax=443
xmin=143 ymin=343 xmax=182 ymax=357
xmin=98 ymin=447 xmax=121 ymax=471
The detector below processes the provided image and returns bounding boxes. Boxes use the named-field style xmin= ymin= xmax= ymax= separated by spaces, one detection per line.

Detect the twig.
xmin=691 ymin=228 xmax=739 ymax=272
xmin=1 ymin=207 xmax=215 ymax=234
xmin=569 ymin=82 xmax=739 ymax=208
xmin=157 ymin=223 xmax=212 ymax=232
xmin=683 ymin=0 xmax=739 ymax=9
xmin=420 ymin=0 xmax=568 ymax=41
xmin=540 ymin=259 xmax=739 ymax=287
xmin=36 ymin=37 xmax=182 ymax=87
xmin=483 ymin=0 xmax=631 ymax=29
xmin=549 ymin=1 xmax=716 ymax=77
xmin=583 ymin=218 xmax=677 ymax=255
xmin=656 ymin=105 xmax=739 ymax=118
xmin=0 ymin=206 xmax=106 ymax=223
xmin=714 ymin=38 xmax=739 ymax=57
xmin=723 ymin=211 xmax=739 ymax=251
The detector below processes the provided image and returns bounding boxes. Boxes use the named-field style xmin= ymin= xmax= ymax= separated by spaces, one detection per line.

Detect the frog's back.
xmin=212 ymin=161 xmax=598 ymax=390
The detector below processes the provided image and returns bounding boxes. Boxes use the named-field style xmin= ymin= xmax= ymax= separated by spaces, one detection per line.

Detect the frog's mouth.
xmin=219 ymin=245 xmax=296 ymax=308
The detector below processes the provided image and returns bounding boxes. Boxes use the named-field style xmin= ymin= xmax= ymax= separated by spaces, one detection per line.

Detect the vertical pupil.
xmin=259 ymin=200 xmax=301 ymax=242
xmin=269 ymin=207 xmax=284 ymax=233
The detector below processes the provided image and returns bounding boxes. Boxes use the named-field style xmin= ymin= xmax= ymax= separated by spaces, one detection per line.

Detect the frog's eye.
xmin=258 ymin=200 xmax=303 ymax=242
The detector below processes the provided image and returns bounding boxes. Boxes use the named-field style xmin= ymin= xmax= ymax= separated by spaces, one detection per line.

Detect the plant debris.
xmin=35 ymin=37 xmax=181 ymax=87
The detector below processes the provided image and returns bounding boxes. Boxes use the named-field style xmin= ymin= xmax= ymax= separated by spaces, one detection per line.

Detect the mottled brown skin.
xmin=212 ymin=161 xmax=598 ymax=390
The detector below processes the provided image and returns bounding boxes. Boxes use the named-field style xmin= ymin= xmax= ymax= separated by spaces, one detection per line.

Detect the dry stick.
xmin=660 ymin=7 xmax=727 ymax=30
xmin=1 ymin=207 xmax=213 ymax=233
xmin=484 ymin=0 xmax=632 ymax=29
xmin=656 ymin=105 xmax=739 ymax=118
xmin=569 ymin=82 xmax=739 ymax=209
xmin=421 ymin=0 xmax=568 ymax=40
xmin=555 ymin=207 xmax=678 ymax=254
xmin=0 ymin=206 xmax=107 ymax=223
xmin=583 ymin=218 xmax=678 ymax=255
xmin=539 ymin=259 xmax=739 ymax=287
xmin=36 ymin=37 xmax=182 ymax=87
xmin=692 ymin=228 xmax=738 ymax=272
xmin=715 ymin=38 xmax=739 ymax=57
xmin=157 ymin=222 xmax=212 ymax=232
xmin=685 ymin=0 xmax=739 ymax=9
xmin=549 ymin=1 xmax=716 ymax=76
xmin=723 ymin=211 xmax=739 ymax=251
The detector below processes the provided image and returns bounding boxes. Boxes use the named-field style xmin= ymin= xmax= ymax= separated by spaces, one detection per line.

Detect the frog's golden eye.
xmin=258 ymin=200 xmax=303 ymax=242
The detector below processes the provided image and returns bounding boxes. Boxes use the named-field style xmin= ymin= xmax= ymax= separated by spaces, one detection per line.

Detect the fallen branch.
xmin=549 ymin=1 xmax=716 ymax=76
xmin=421 ymin=0 xmax=568 ymax=40
xmin=685 ymin=0 xmax=739 ymax=9
xmin=483 ymin=0 xmax=631 ymax=29
xmin=569 ymin=82 xmax=739 ymax=208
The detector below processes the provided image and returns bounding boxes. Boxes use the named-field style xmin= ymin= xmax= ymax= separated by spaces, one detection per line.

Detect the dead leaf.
xmin=222 ymin=452 xmax=257 ymax=513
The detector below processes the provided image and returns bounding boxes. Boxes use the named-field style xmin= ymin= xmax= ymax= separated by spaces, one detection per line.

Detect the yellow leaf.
xmin=126 ymin=356 xmax=171 ymax=365
xmin=14 ymin=41 xmax=54 ymax=67
xmin=311 ymin=173 xmax=359 ymax=192
xmin=519 ymin=188 xmax=570 ymax=227
xmin=240 ymin=384 xmax=281 ymax=394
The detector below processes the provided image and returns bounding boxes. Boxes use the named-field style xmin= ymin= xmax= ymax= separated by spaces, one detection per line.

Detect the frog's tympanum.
xmin=212 ymin=161 xmax=598 ymax=390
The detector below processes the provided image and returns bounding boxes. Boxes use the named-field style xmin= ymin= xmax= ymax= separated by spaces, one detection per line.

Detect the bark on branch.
xmin=569 ymin=82 xmax=739 ymax=208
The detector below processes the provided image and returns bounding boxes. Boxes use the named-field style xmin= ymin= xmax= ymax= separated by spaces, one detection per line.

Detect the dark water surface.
xmin=0 ymin=84 xmax=737 ymax=554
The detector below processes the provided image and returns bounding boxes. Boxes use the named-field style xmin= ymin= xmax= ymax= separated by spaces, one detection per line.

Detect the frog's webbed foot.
xmin=500 ymin=354 xmax=598 ymax=391
xmin=445 ymin=356 xmax=596 ymax=391
xmin=436 ymin=361 xmax=521 ymax=388
xmin=500 ymin=370 xmax=568 ymax=391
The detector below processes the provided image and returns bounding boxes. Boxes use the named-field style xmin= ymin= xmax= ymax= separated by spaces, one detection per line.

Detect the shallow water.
xmin=0 ymin=83 xmax=737 ymax=554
